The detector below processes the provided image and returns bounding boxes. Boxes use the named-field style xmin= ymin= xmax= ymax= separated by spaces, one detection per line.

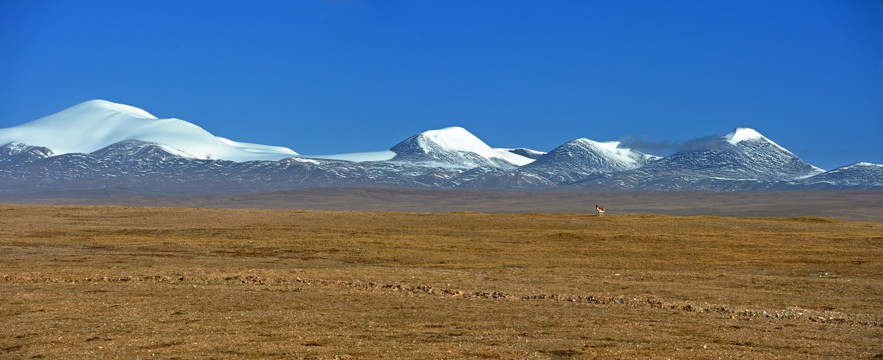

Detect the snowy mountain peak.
xmin=0 ymin=99 xmax=298 ymax=162
xmin=723 ymin=127 xmax=795 ymax=153
xmin=521 ymin=137 xmax=658 ymax=184
xmin=390 ymin=126 xmax=532 ymax=168
xmin=722 ymin=127 xmax=801 ymax=159
xmin=799 ymin=162 xmax=883 ymax=189
xmin=82 ymin=99 xmax=158 ymax=119
xmin=0 ymin=142 xmax=55 ymax=168
xmin=635 ymin=127 xmax=824 ymax=182
xmin=724 ymin=127 xmax=765 ymax=145
xmin=413 ymin=127 xmax=492 ymax=154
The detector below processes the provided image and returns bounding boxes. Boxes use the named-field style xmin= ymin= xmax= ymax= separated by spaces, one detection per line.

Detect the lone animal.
xmin=595 ymin=204 xmax=605 ymax=216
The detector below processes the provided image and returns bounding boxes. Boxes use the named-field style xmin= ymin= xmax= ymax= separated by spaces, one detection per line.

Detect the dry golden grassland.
xmin=1 ymin=205 xmax=881 ymax=358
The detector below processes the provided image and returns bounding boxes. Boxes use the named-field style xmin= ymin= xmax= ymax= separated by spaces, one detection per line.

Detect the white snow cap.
xmin=724 ymin=127 xmax=770 ymax=145
xmin=0 ymin=99 xmax=298 ymax=162
xmin=417 ymin=126 xmax=495 ymax=154
xmin=724 ymin=127 xmax=791 ymax=151
xmin=572 ymin=138 xmax=656 ymax=165
xmin=415 ymin=126 xmax=534 ymax=166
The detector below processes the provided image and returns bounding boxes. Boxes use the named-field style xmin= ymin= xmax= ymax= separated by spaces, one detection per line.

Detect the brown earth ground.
xmin=1 ymin=201 xmax=882 ymax=358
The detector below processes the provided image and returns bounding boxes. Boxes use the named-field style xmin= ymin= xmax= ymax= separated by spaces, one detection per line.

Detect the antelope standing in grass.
xmin=595 ymin=204 xmax=605 ymax=216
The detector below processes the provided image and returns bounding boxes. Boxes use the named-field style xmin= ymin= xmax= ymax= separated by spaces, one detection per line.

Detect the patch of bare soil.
xmin=1 ymin=205 xmax=881 ymax=358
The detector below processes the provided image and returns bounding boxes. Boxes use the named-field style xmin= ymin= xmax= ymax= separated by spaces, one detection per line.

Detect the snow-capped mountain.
xmin=719 ymin=128 xmax=824 ymax=179
xmin=0 ymin=100 xmax=298 ymax=162
xmin=0 ymin=100 xmax=878 ymax=196
xmin=389 ymin=126 xmax=534 ymax=169
xmin=797 ymin=162 xmax=883 ymax=189
xmin=522 ymin=138 xmax=658 ymax=184
xmin=0 ymin=143 xmax=54 ymax=169
xmin=570 ymin=128 xmax=826 ymax=191
xmin=645 ymin=128 xmax=821 ymax=180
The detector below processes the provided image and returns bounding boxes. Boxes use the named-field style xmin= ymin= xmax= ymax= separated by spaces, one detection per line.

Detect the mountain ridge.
xmin=0 ymin=99 xmax=298 ymax=162
xmin=521 ymin=138 xmax=658 ymax=185
xmin=0 ymin=100 xmax=879 ymax=194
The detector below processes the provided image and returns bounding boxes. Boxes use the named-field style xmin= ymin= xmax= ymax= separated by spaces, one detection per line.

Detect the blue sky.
xmin=1 ymin=0 xmax=880 ymax=169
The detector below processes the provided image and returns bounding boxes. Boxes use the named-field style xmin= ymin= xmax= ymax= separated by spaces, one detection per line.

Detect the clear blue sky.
xmin=1 ymin=0 xmax=880 ymax=169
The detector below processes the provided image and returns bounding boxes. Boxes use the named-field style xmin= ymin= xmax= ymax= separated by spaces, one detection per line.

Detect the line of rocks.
xmin=4 ymin=273 xmax=879 ymax=327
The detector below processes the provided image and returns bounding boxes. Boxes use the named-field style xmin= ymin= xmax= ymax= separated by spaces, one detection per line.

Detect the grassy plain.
xmin=1 ymin=204 xmax=881 ymax=358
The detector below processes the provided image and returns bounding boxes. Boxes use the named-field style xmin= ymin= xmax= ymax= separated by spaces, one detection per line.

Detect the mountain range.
xmin=0 ymin=100 xmax=880 ymax=197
